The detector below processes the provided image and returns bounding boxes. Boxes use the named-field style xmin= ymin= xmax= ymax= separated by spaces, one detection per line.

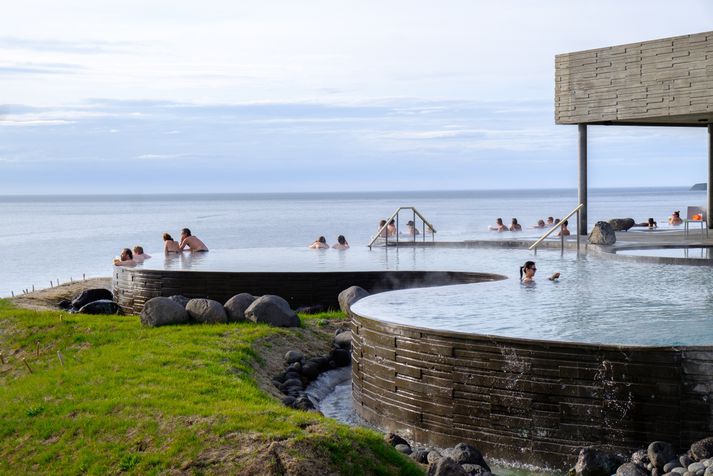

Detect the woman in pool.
xmin=113 ymin=248 xmax=136 ymax=267
xmin=163 ymin=233 xmax=181 ymax=253
xmin=333 ymin=235 xmax=350 ymax=249
xmin=532 ymin=219 xmax=546 ymax=229
xmin=309 ymin=236 xmax=329 ymax=249
xmin=132 ymin=245 xmax=151 ymax=263
xmin=669 ymin=210 xmax=682 ymax=226
xmin=387 ymin=219 xmax=397 ymax=237
xmin=520 ymin=261 xmax=560 ymax=283
xmin=377 ymin=219 xmax=388 ymax=238
xmin=489 ymin=218 xmax=508 ymax=232
xmin=510 ymin=218 xmax=522 ymax=232
xmin=406 ymin=220 xmax=420 ymax=236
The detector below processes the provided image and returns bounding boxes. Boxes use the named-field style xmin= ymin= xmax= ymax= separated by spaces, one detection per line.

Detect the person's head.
xmin=554 ymin=218 xmax=561 ymax=224
xmin=407 ymin=220 xmax=415 ymax=227
xmin=673 ymin=211 xmax=680 ymax=217
xmin=379 ymin=219 xmax=387 ymax=227
xmin=133 ymin=245 xmax=144 ymax=255
xmin=546 ymin=216 xmax=554 ymax=223
xmin=496 ymin=218 xmax=503 ymax=225
xmin=337 ymin=235 xmax=347 ymax=245
xmin=519 ymin=260 xmax=536 ymax=280
xmin=537 ymin=219 xmax=545 ymax=227
xmin=511 ymin=218 xmax=518 ymax=225
xmin=163 ymin=233 xmax=173 ymax=242
xmin=562 ymin=220 xmax=569 ymax=227
xmin=648 ymin=218 xmax=656 ymax=225
xmin=181 ymin=228 xmax=191 ymax=237
xmin=120 ymin=248 xmax=133 ymax=261
xmin=317 ymin=236 xmax=326 ymax=244
xmin=389 ymin=219 xmax=395 ymax=226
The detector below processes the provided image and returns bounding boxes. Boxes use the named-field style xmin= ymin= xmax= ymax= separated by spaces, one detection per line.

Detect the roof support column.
xmin=708 ymin=125 xmax=713 ymax=229
xmin=578 ymin=124 xmax=588 ymax=235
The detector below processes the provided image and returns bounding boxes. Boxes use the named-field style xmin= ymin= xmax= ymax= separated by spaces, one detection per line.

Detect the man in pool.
xmin=179 ymin=228 xmax=209 ymax=252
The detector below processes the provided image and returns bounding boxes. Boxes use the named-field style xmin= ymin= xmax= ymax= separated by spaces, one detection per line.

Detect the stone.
xmin=588 ymin=221 xmax=616 ymax=245
xmin=672 ymin=467 xmax=688 ymax=474
xmin=245 ymin=295 xmax=300 ymax=328
xmin=384 ymin=432 xmax=408 ymax=447
xmin=704 ymin=467 xmax=713 ymax=476
xmin=653 ymin=469 xmax=661 ymax=476
xmin=441 ymin=443 xmax=490 ymax=471
xmin=301 ymin=361 xmax=320 ymax=380
xmin=223 ymin=293 xmax=255 ymax=322
xmin=168 ymin=295 xmax=190 ymax=308
xmin=427 ymin=450 xmax=443 ymax=464
xmin=428 ymin=457 xmax=468 ymax=476
xmin=608 ymin=218 xmax=636 ymax=232
xmin=574 ymin=447 xmax=623 ymax=476
xmin=683 ymin=456 xmax=695 ymax=468
xmin=334 ymin=331 xmax=352 ymax=350
xmin=140 ymin=297 xmax=190 ymax=327
xmin=616 ymin=463 xmax=649 ymax=476
xmin=689 ymin=463 xmax=706 ymax=474
xmin=186 ymin=298 xmax=228 ymax=324
xmin=665 ymin=461 xmax=684 ymax=473
xmin=704 ymin=460 xmax=713 ymax=468
xmin=410 ymin=449 xmax=429 ymax=464
xmin=631 ymin=449 xmax=650 ymax=467
xmin=281 ymin=396 xmax=295 ymax=407
xmin=71 ymin=288 xmax=113 ymax=310
xmin=77 ymin=299 xmax=119 ymax=315
xmin=395 ymin=444 xmax=412 ymax=455
xmin=338 ymin=286 xmax=369 ymax=315
xmin=311 ymin=356 xmax=330 ymax=372
xmin=330 ymin=348 xmax=351 ymax=368
xmin=295 ymin=304 xmax=325 ymax=314
xmin=462 ymin=464 xmax=487 ymax=476
xmin=649 ymin=442 xmax=676 ymax=469
xmin=685 ymin=472 xmax=696 ymax=476
xmin=692 ymin=438 xmax=713 ymax=461
xmin=285 ymin=350 xmax=303 ymax=364
xmin=58 ymin=299 xmax=72 ymax=310
xmin=293 ymin=395 xmax=315 ymax=411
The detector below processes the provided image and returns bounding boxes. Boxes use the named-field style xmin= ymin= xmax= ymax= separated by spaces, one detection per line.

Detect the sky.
xmin=1 ymin=0 xmax=712 ymax=194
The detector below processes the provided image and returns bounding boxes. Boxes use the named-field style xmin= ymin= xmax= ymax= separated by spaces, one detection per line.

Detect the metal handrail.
xmin=529 ymin=203 xmax=584 ymax=254
xmin=368 ymin=206 xmax=437 ymax=249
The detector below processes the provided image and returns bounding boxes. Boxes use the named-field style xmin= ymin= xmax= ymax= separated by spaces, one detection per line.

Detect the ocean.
xmin=0 ymin=187 xmax=705 ymax=297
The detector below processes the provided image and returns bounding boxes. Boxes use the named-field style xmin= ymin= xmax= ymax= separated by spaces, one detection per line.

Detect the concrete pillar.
xmin=708 ymin=125 xmax=713 ymax=229
xmin=578 ymin=124 xmax=588 ymax=235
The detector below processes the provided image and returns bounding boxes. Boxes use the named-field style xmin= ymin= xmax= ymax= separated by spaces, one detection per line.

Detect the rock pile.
xmin=140 ymin=293 xmax=301 ymax=328
xmin=571 ymin=438 xmax=713 ymax=476
xmin=58 ymin=288 xmax=119 ymax=315
xmin=274 ymin=329 xmax=352 ymax=411
xmin=382 ymin=434 xmax=492 ymax=476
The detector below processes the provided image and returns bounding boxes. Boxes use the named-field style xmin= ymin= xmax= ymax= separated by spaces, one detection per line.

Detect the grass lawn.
xmin=0 ymin=300 xmax=423 ymax=475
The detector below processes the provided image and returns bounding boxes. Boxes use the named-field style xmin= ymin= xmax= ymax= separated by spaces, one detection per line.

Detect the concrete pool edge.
xmin=351 ymin=311 xmax=713 ymax=469
xmin=592 ymin=243 xmax=713 ymax=266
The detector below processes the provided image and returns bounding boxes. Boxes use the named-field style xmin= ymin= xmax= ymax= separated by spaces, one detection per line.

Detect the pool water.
xmin=617 ymin=247 xmax=713 ymax=259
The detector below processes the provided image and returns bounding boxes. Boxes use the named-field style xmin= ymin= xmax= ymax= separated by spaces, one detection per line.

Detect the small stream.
xmin=305 ymin=368 xmax=561 ymax=476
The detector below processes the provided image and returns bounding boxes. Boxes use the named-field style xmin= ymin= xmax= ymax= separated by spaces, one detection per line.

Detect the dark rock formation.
xmin=284 ymin=350 xmax=303 ymax=364
xmin=410 ymin=449 xmax=430 ymax=464
xmin=223 ymin=293 xmax=255 ymax=322
xmin=245 ymin=295 xmax=300 ymax=328
xmin=168 ymin=295 xmax=190 ymax=308
xmin=71 ymin=288 xmax=113 ymax=310
xmin=395 ymin=444 xmax=412 ymax=455
xmin=334 ymin=331 xmax=351 ymax=350
xmin=609 ymin=218 xmax=636 ymax=232
xmin=337 ymin=286 xmax=369 ymax=315
xmin=428 ymin=457 xmax=468 ymax=476
xmin=617 ymin=462 xmax=649 ymax=476
xmin=574 ymin=447 xmax=624 ymax=476
xmin=140 ymin=297 xmax=190 ymax=327
xmin=384 ymin=432 xmax=409 ymax=447
xmin=589 ymin=221 xmax=616 ymax=245
xmin=691 ymin=438 xmax=713 ymax=461
xmin=186 ymin=298 xmax=228 ymax=324
xmin=77 ymin=299 xmax=119 ymax=315
xmin=442 ymin=443 xmax=490 ymax=472
xmin=649 ymin=442 xmax=676 ymax=469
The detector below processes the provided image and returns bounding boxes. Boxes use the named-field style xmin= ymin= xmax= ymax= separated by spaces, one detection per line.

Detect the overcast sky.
xmin=1 ymin=0 xmax=712 ymax=194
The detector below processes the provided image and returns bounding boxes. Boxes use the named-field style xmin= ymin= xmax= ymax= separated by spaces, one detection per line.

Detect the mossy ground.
xmin=0 ymin=300 xmax=423 ymax=475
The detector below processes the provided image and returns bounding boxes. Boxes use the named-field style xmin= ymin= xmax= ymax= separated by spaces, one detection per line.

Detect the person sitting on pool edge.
xmin=510 ymin=218 xmax=522 ymax=232
xmin=332 ymin=235 xmax=349 ymax=249
xmin=489 ymin=218 xmax=508 ymax=232
xmin=163 ymin=233 xmax=181 ymax=253
xmin=669 ymin=210 xmax=682 ymax=226
xmin=309 ymin=236 xmax=329 ymax=249
xmin=179 ymin=228 xmax=209 ymax=252
xmin=519 ymin=260 xmax=560 ymax=283
xmin=113 ymin=248 xmax=136 ymax=267
xmin=132 ymin=245 xmax=151 ymax=263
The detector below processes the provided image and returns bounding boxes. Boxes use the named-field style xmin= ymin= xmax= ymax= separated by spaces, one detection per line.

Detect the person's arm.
xmin=179 ymin=238 xmax=188 ymax=250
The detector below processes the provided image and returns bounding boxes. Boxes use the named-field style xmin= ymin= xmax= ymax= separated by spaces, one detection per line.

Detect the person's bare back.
xmin=178 ymin=228 xmax=209 ymax=252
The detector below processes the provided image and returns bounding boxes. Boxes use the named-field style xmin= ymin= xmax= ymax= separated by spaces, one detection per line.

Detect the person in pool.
xmin=309 ymin=236 xmax=329 ymax=249
xmin=377 ymin=219 xmax=388 ymax=238
xmin=669 ymin=210 xmax=682 ymax=226
xmin=520 ymin=261 xmax=560 ymax=283
xmin=132 ymin=245 xmax=151 ymax=263
xmin=163 ymin=233 xmax=181 ymax=253
xmin=532 ymin=219 xmax=546 ymax=229
xmin=113 ymin=248 xmax=136 ymax=267
xmin=633 ymin=218 xmax=658 ymax=229
xmin=489 ymin=218 xmax=509 ymax=232
xmin=406 ymin=220 xmax=420 ymax=236
xmin=510 ymin=218 xmax=522 ymax=232
xmin=387 ymin=219 xmax=397 ymax=237
xmin=556 ymin=220 xmax=571 ymax=237
xmin=332 ymin=235 xmax=350 ymax=249
xmin=179 ymin=228 xmax=209 ymax=252
xmin=546 ymin=216 xmax=554 ymax=226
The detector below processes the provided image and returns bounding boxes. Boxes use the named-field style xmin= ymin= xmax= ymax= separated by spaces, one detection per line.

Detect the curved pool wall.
xmin=112 ymin=267 xmax=502 ymax=314
xmin=351 ymin=312 xmax=713 ymax=469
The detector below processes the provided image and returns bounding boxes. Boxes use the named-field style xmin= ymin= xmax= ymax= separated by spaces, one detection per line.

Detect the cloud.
xmin=0 ymin=36 xmax=134 ymax=54
xmin=0 ymin=61 xmax=85 ymax=76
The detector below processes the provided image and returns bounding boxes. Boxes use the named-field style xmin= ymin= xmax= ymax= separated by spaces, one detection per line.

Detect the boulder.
xmin=462 ymin=464 xmax=488 ymax=476
xmin=665 ymin=461 xmax=684 ymax=472
xmin=186 ymin=298 xmax=228 ymax=324
xmin=384 ymin=432 xmax=409 ymax=447
xmin=58 ymin=299 xmax=72 ymax=310
xmin=338 ymin=286 xmax=369 ymax=315
xmin=428 ymin=457 xmax=468 ymax=476
xmin=140 ymin=297 xmax=190 ymax=327
xmin=301 ymin=361 xmax=320 ymax=380
xmin=71 ymin=288 xmax=113 ymax=310
xmin=427 ymin=450 xmax=443 ymax=464
xmin=617 ymin=463 xmax=649 ymax=476
xmin=77 ymin=299 xmax=119 ymax=315
xmin=330 ymin=348 xmax=351 ymax=368
xmin=442 ymin=443 xmax=490 ymax=472
xmin=334 ymin=331 xmax=352 ymax=350
xmin=284 ymin=350 xmax=304 ymax=364
xmin=168 ymin=295 xmax=190 ymax=308
xmin=688 ymin=463 xmax=705 ymax=475
xmin=293 ymin=395 xmax=315 ymax=411
xmin=649 ymin=442 xmax=676 ymax=469
xmin=223 ymin=293 xmax=255 ymax=322
xmin=574 ymin=447 xmax=624 ymax=476
xmin=631 ymin=449 xmax=650 ymax=467
xmin=410 ymin=449 xmax=430 ymax=464
xmin=245 ymin=295 xmax=300 ymax=328
xmin=692 ymin=438 xmax=713 ymax=461
xmin=395 ymin=444 xmax=412 ymax=455
xmin=589 ymin=221 xmax=616 ymax=245
xmin=609 ymin=218 xmax=636 ymax=232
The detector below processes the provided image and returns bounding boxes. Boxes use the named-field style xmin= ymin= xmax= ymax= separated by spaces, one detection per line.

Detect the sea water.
xmin=0 ymin=187 xmax=705 ymax=296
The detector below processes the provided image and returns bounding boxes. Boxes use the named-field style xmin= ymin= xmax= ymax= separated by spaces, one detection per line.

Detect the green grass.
xmin=0 ymin=299 xmax=422 ymax=475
